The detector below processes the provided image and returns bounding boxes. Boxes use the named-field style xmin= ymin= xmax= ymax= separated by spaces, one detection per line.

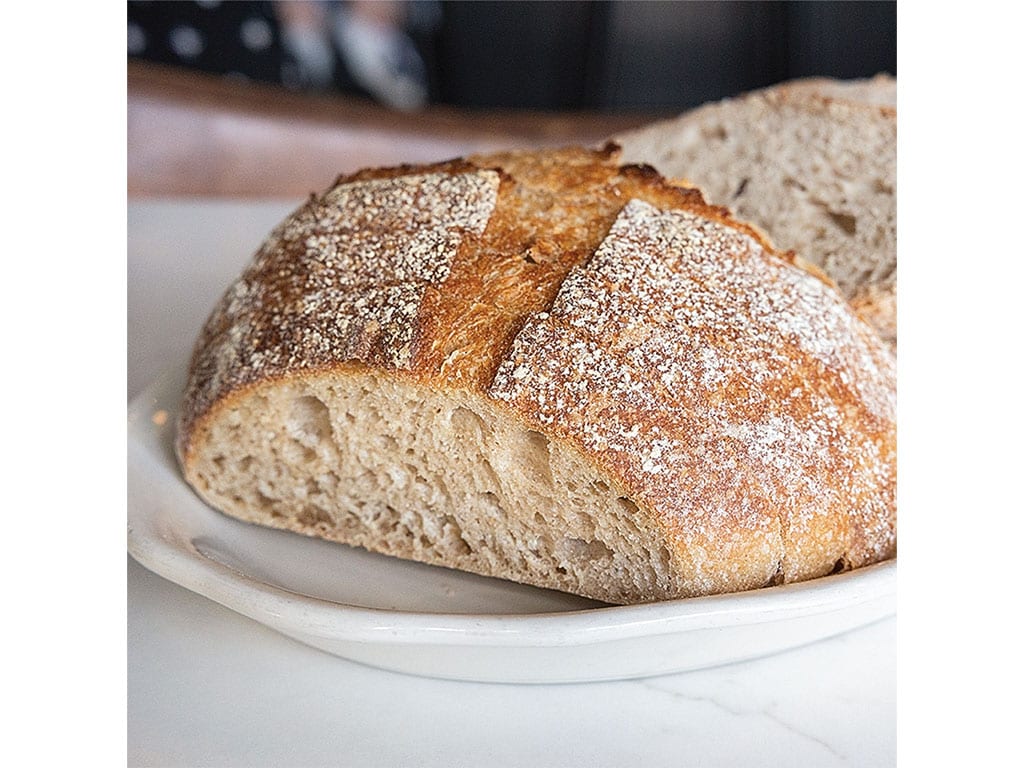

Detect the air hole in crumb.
xmin=392 ymin=521 xmax=414 ymax=542
xmin=450 ymin=406 xmax=486 ymax=437
xmin=212 ymin=455 xmax=225 ymax=471
xmin=255 ymin=490 xmax=276 ymax=510
xmin=659 ymin=545 xmax=672 ymax=572
xmin=287 ymin=395 xmax=333 ymax=447
xmin=305 ymin=477 xmax=323 ymax=498
xmin=526 ymin=430 xmax=549 ymax=449
xmin=831 ymin=557 xmax=850 ymax=575
xmin=522 ymin=430 xmax=554 ymax=485
xmin=479 ymin=492 xmax=506 ymax=519
xmin=560 ymin=537 xmax=613 ymax=562
xmin=240 ymin=456 xmax=255 ymax=472
xmin=442 ymin=515 xmax=471 ymax=556
xmin=783 ymin=176 xmax=807 ymax=192
xmin=617 ymin=497 xmax=639 ymax=515
xmin=706 ymin=123 xmax=728 ymax=141
xmin=827 ymin=210 xmax=858 ymax=235
xmin=478 ymin=458 xmax=501 ymax=492
xmin=732 ymin=177 xmax=749 ymax=199
xmin=592 ymin=480 xmax=610 ymax=493
xmin=297 ymin=505 xmax=333 ymax=527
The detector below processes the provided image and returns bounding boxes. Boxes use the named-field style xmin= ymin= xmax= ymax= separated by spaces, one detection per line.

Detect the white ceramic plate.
xmin=128 ymin=368 xmax=896 ymax=684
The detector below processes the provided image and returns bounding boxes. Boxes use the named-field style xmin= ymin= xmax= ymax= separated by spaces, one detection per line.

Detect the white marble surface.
xmin=127 ymin=199 xmax=896 ymax=767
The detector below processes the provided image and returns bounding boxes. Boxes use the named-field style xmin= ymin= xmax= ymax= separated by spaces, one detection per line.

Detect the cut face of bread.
xmin=178 ymin=146 xmax=896 ymax=605
xmin=187 ymin=372 xmax=682 ymax=605
xmin=614 ymin=76 xmax=897 ymax=347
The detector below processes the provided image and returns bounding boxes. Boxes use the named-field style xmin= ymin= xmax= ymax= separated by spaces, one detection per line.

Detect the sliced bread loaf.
xmin=177 ymin=146 xmax=896 ymax=605
xmin=614 ymin=75 xmax=897 ymax=346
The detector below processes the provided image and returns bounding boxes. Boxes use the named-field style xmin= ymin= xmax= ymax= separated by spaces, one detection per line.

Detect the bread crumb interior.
xmin=189 ymin=370 xmax=677 ymax=604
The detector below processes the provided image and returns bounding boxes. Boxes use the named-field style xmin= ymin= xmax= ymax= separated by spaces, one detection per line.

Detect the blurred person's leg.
xmin=275 ymin=1 xmax=335 ymax=90
xmin=332 ymin=1 xmax=429 ymax=111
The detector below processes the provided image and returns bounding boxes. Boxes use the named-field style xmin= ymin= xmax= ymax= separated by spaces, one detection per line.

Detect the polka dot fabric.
xmin=127 ymin=1 xmax=285 ymax=84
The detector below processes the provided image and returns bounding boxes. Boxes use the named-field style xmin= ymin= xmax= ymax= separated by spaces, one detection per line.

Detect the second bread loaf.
xmin=615 ymin=76 xmax=897 ymax=346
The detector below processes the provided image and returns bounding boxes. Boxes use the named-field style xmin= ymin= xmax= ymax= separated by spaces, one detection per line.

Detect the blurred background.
xmin=128 ymin=0 xmax=894 ymax=111
xmin=127 ymin=1 xmax=895 ymax=196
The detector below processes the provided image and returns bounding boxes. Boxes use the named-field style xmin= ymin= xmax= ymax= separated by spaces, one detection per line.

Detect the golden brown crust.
xmin=177 ymin=146 xmax=896 ymax=598
xmin=488 ymin=199 xmax=895 ymax=593
xmin=178 ymin=146 xmax=788 ymax=459
xmin=177 ymin=164 xmax=502 ymax=460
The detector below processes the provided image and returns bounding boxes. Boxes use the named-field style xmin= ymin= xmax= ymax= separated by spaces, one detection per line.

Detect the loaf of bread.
xmin=176 ymin=145 xmax=896 ymax=605
xmin=614 ymin=75 xmax=897 ymax=347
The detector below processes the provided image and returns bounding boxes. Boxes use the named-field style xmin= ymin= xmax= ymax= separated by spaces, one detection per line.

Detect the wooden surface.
xmin=127 ymin=62 xmax=669 ymax=198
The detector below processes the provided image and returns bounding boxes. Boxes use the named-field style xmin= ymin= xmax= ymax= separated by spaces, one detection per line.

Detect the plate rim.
xmin=128 ymin=369 xmax=897 ymax=649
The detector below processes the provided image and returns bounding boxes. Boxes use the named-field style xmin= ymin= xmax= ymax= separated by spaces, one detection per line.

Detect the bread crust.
xmin=178 ymin=146 xmax=896 ymax=602
xmin=178 ymin=146 xmax=780 ymax=459
xmin=613 ymin=76 xmax=897 ymax=348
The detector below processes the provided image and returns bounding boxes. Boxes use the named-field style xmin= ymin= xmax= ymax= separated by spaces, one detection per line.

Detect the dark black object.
xmin=127 ymin=1 xmax=896 ymax=112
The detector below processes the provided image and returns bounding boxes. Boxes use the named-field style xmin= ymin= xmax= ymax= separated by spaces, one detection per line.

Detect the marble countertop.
xmin=127 ymin=199 xmax=895 ymax=767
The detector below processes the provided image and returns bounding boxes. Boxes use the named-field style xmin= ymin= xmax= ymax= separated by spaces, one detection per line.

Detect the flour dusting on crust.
xmin=490 ymin=199 xmax=896 ymax=593
xmin=177 ymin=148 xmax=896 ymax=603
xmin=180 ymin=170 xmax=500 ymax=448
